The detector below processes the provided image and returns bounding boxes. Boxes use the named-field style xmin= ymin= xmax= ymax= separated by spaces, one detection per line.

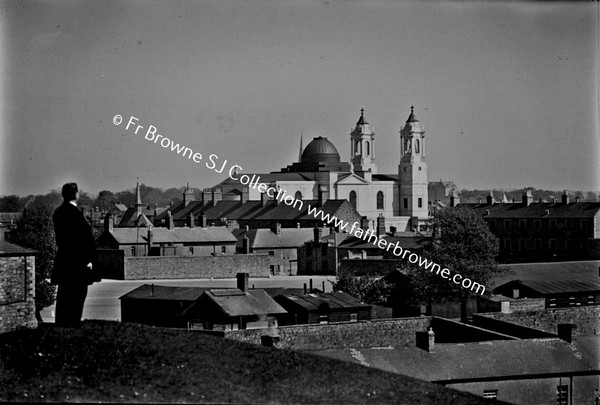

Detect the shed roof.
xmin=0 ymin=239 xmax=36 ymax=256
xmin=119 ymin=284 xmax=210 ymax=301
xmin=495 ymin=278 xmax=600 ymax=296
xmin=105 ymin=226 xmax=237 ymax=245
xmin=277 ymin=291 xmax=370 ymax=311
xmin=199 ymin=288 xmax=287 ymax=317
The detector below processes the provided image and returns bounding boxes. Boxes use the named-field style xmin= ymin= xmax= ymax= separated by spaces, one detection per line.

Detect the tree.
xmin=409 ymin=206 xmax=502 ymax=321
xmin=332 ymin=269 xmax=392 ymax=306
xmin=8 ymin=194 xmax=60 ymax=322
xmin=0 ymin=195 xmax=25 ymax=212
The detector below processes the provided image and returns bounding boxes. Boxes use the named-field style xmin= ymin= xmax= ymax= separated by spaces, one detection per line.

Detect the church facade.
xmin=212 ymin=107 xmax=432 ymax=232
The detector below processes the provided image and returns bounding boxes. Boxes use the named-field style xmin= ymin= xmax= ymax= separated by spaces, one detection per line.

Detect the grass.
xmin=0 ymin=320 xmax=495 ymax=404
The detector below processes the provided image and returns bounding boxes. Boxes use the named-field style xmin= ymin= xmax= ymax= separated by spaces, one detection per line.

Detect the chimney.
xmin=486 ymin=191 xmax=494 ymax=205
xmin=575 ymin=197 xmax=580 ymax=203
xmin=303 ymin=283 xmax=307 ymax=294
xmin=309 ymin=278 xmax=313 ymax=292
xmin=260 ymin=191 xmax=269 ymax=207
xmin=376 ymin=214 xmax=385 ymax=237
xmin=226 ymin=219 xmax=239 ymax=230
xmin=557 ymin=324 xmax=576 ymax=343
xmin=188 ymin=212 xmax=195 ymax=228
xmin=167 ymin=211 xmax=174 ymax=229
xmin=237 ymin=272 xmax=249 ymax=292
xmin=272 ymin=223 xmax=282 ymax=236
xmin=242 ymin=235 xmax=250 ymax=254
xmin=241 ymin=187 xmax=249 ymax=203
xmin=318 ymin=185 xmax=329 ymax=205
xmin=450 ymin=190 xmax=460 ymax=208
xmin=561 ymin=190 xmax=569 ymax=204
xmin=416 ymin=327 xmax=435 ymax=352
xmin=522 ymin=190 xmax=533 ymax=206
xmin=183 ymin=183 xmax=195 ymax=206
xmin=360 ymin=216 xmax=369 ymax=231
xmin=202 ymin=189 xmax=212 ymax=203
xmin=313 ymin=227 xmax=323 ymax=243
xmin=477 ymin=197 xmax=482 ymax=204
xmin=150 ymin=284 xmax=154 ymax=297
xmin=389 ymin=226 xmax=397 ymax=236
xmin=212 ymin=188 xmax=222 ymax=203
xmin=200 ymin=214 xmax=207 ymax=228
xmin=104 ymin=213 xmax=114 ymax=232
xmin=147 ymin=228 xmax=153 ymax=252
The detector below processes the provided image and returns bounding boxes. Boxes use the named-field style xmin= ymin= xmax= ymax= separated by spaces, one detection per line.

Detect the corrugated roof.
xmin=107 ymin=226 xmax=237 ymax=244
xmin=457 ymin=201 xmax=600 ymax=218
xmin=496 ymin=278 xmax=600 ymax=295
xmin=203 ymin=288 xmax=287 ymax=317
xmin=277 ymin=291 xmax=370 ymax=311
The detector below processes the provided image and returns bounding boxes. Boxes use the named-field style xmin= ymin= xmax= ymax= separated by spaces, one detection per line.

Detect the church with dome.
xmin=210 ymin=107 xmax=433 ymax=232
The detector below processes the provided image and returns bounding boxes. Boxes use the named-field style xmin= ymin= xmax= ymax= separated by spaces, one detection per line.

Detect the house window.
xmin=221 ymin=246 xmax=227 ymax=254
xmin=295 ymin=191 xmax=302 ymax=200
xmin=534 ymin=239 xmax=542 ymax=250
xmin=534 ymin=220 xmax=541 ymax=230
xmin=268 ymin=250 xmax=275 ymax=256
xmin=130 ymin=246 xmax=136 ymax=256
xmin=270 ymin=265 xmax=275 ymax=275
xmin=504 ymin=220 xmax=511 ymax=229
xmin=503 ymin=239 xmax=511 ymax=250
xmin=418 ymin=166 xmax=422 ymax=171
xmin=418 ymin=198 xmax=423 ymax=208
xmin=403 ymin=198 xmax=408 ymax=209
xmin=550 ymin=219 xmax=557 ymax=229
xmin=189 ymin=247 xmax=194 ymax=254
xmin=365 ymin=141 xmax=370 ymax=156
xmin=556 ymin=385 xmax=568 ymax=405
xmin=403 ymin=167 xmax=407 ymax=172
xmin=350 ymin=313 xmax=358 ymax=322
xmin=483 ymin=389 xmax=498 ymax=400
xmin=519 ymin=219 xmax=526 ymax=229
xmin=376 ymin=191 xmax=384 ymax=210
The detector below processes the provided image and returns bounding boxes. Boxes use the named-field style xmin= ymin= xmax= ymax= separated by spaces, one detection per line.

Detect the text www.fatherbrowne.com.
xmin=113 ymin=114 xmax=486 ymax=295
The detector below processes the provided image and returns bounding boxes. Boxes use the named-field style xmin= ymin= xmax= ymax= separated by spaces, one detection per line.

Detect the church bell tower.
xmin=350 ymin=109 xmax=377 ymax=177
xmin=398 ymin=106 xmax=428 ymax=219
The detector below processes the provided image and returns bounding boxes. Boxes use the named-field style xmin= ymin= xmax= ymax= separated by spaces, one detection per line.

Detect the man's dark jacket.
xmin=52 ymin=202 xmax=99 ymax=285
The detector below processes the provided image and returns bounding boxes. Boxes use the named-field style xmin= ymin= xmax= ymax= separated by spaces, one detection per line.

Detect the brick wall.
xmin=123 ymin=254 xmax=272 ymax=279
xmin=0 ymin=255 xmax=36 ymax=333
xmin=483 ymin=306 xmax=600 ymax=337
xmin=222 ymin=316 xmax=433 ymax=350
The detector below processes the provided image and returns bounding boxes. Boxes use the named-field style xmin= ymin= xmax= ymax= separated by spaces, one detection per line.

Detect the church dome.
xmin=301 ymin=136 xmax=341 ymax=164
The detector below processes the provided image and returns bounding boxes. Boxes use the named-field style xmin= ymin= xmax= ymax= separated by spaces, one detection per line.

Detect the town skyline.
xmin=2 ymin=0 xmax=598 ymax=197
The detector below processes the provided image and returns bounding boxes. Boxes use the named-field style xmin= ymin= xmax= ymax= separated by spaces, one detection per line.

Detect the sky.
xmin=1 ymin=0 xmax=598 ymax=197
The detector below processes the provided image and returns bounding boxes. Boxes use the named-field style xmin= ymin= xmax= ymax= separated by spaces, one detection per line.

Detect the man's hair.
xmin=61 ymin=183 xmax=79 ymax=201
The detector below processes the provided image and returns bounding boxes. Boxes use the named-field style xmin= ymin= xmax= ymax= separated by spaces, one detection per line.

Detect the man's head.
xmin=61 ymin=183 xmax=79 ymax=201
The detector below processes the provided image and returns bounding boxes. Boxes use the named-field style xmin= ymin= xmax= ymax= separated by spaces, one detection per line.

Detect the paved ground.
xmin=40 ymin=275 xmax=336 ymax=323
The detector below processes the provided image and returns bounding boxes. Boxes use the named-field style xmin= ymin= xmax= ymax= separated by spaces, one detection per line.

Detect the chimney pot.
xmin=236 ymin=273 xmax=249 ymax=292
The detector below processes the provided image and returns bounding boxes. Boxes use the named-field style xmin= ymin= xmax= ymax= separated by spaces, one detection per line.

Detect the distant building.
xmin=0 ymin=232 xmax=36 ymax=333
xmin=97 ymin=216 xmax=237 ymax=257
xmin=118 ymin=182 xmax=169 ymax=227
xmin=233 ymin=224 xmax=315 ymax=275
xmin=494 ymin=278 xmax=600 ymax=309
xmin=454 ymin=189 xmax=600 ymax=262
xmin=274 ymin=291 xmax=371 ymax=325
xmin=428 ymin=179 xmax=457 ymax=207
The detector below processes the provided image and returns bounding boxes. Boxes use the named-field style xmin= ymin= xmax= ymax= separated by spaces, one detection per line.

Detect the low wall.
xmin=0 ymin=255 xmax=36 ymax=334
xmin=97 ymin=249 xmax=125 ymax=279
xmin=221 ymin=317 xmax=433 ymax=350
xmin=124 ymin=254 xmax=272 ymax=279
xmin=483 ymin=306 xmax=600 ymax=337
xmin=472 ymin=314 xmax=556 ymax=339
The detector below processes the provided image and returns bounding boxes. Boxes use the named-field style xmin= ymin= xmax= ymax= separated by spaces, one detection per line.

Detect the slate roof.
xmin=194 ymin=288 xmax=287 ymax=317
xmin=492 ymin=260 xmax=600 ymax=287
xmin=495 ymin=278 xmax=600 ymax=296
xmin=0 ymin=239 xmax=35 ymax=256
xmin=337 ymin=234 xmax=427 ymax=251
xmin=119 ymin=284 xmax=210 ymax=301
xmin=457 ymin=201 xmax=600 ymax=218
xmin=372 ymin=174 xmax=399 ymax=182
xmin=239 ymin=228 xmax=316 ymax=249
xmin=215 ymin=173 xmax=312 ymax=187
xmin=276 ymin=291 xmax=370 ymax=311
xmin=222 ymin=201 xmax=273 ymax=221
xmin=104 ymin=226 xmax=237 ymax=245
xmin=314 ymin=337 xmax=600 ymax=383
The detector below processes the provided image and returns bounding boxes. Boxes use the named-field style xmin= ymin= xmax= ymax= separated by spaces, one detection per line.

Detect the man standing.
xmin=52 ymin=183 xmax=99 ymax=326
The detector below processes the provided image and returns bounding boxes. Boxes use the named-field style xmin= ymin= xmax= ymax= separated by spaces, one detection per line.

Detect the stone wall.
xmin=222 ymin=316 xmax=433 ymax=350
xmin=0 ymin=255 xmax=36 ymax=334
xmin=124 ymin=254 xmax=272 ymax=279
xmin=483 ymin=306 xmax=600 ymax=337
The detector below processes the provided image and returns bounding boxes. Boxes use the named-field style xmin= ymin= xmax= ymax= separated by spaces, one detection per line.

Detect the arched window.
xmin=405 ymin=139 xmax=411 ymax=153
xmin=294 ymin=191 xmax=302 ymax=200
xmin=415 ymin=139 xmax=420 ymax=154
xmin=349 ymin=191 xmax=357 ymax=209
xmin=355 ymin=141 xmax=361 ymax=155
xmin=365 ymin=141 xmax=370 ymax=156
xmin=376 ymin=191 xmax=384 ymax=210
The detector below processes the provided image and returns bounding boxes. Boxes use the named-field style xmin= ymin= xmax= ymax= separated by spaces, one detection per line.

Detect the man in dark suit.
xmin=52 ymin=182 xmax=100 ymax=326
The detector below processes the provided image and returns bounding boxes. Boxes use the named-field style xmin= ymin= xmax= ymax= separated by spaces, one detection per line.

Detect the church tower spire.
xmin=350 ymin=108 xmax=377 ymax=178
xmin=134 ymin=179 xmax=143 ymax=217
xmin=398 ymin=106 xmax=428 ymax=220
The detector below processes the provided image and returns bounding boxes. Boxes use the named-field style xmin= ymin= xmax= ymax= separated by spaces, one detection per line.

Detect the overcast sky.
xmin=1 ymin=0 xmax=598 ymax=197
